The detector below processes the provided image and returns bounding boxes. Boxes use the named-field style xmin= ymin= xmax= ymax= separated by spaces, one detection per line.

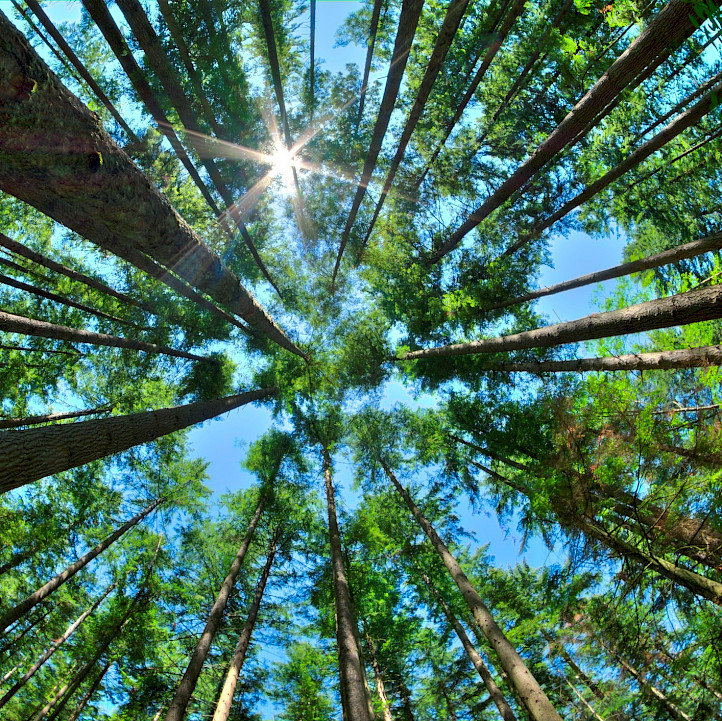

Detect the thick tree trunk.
xmin=486 ymin=233 xmax=722 ymax=312
xmin=364 ymin=634 xmax=394 ymax=721
xmin=381 ymin=460 xmax=562 ymax=721
xmin=357 ymin=0 xmax=472 ymax=260
xmin=0 ymin=310 xmax=208 ymax=362
xmin=164 ymin=497 xmax=264 ymax=721
xmin=323 ymin=447 xmax=375 ymax=721
xmin=427 ymin=0 xmax=722 ymax=264
xmin=357 ymin=0 xmax=384 ymax=126
xmin=0 ymin=405 xmax=112 ymax=430
xmin=0 ymin=12 xmax=301 ymax=356
xmin=332 ymin=0 xmax=425 ymax=286
xmin=0 ymin=388 xmax=274 ymax=492
xmin=0 ymin=501 xmax=159 ymax=633
xmin=401 ymin=285 xmax=722 ymax=360
xmin=0 ymin=583 xmax=115 ymax=709
xmin=212 ymin=532 xmax=278 ymax=721
xmin=422 ymin=574 xmax=517 ymax=721
xmin=65 ymin=659 xmax=112 ymax=721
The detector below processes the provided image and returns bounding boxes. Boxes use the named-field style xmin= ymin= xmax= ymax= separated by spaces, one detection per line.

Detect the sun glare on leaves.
xmin=270 ymin=143 xmax=297 ymax=192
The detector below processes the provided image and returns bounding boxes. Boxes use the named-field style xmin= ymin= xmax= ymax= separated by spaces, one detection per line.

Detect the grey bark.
xmin=381 ymin=461 xmax=562 ymax=721
xmin=0 ymin=388 xmax=274 ymax=493
xmin=401 ymin=284 xmax=722 ymax=360
xmin=0 ymin=501 xmax=160 ymax=633
xmin=357 ymin=0 xmax=384 ymax=126
xmin=0 ymin=405 xmax=112 ymax=430
xmin=164 ymin=497 xmax=264 ymax=721
xmin=365 ymin=634 xmax=394 ymax=721
xmin=65 ymin=659 xmax=112 ymax=721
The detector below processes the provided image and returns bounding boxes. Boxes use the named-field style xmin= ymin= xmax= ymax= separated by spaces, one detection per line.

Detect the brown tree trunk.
xmin=163 ymin=497 xmax=264 ymax=721
xmin=0 ymin=405 xmax=112 ymax=430
xmin=364 ymin=634 xmax=394 ymax=721
xmin=323 ymin=447 xmax=375 ymax=721
xmin=309 ymin=0 xmax=316 ymax=115
xmin=357 ymin=0 xmax=384 ymax=126
xmin=27 ymin=668 xmax=78 ymax=721
xmin=422 ymin=574 xmax=517 ymax=721
xmin=0 ymin=388 xmax=274 ymax=493
xmin=65 ymin=659 xmax=112 ymax=721
xmin=0 ymin=310 xmax=208 ymax=362
xmin=0 ymin=501 xmax=160 ymax=633
xmin=212 ymin=532 xmax=278 ymax=721
xmin=332 ymin=0 xmax=425 ymax=287
xmin=401 ymin=284 xmax=722 ymax=360
xmin=381 ymin=461 xmax=562 ymax=721
xmin=0 ymin=607 xmax=52 ymax=656
xmin=0 ymin=11 xmax=301 ymax=356
xmin=427 ymin=0 xmax=721 ymax=264
xmin=0 ymin=583 xmax=115 ymax=709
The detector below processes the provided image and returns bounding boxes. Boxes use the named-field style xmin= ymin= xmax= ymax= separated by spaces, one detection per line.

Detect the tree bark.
xmin=357 ymin=0 xmax=384 ymax=126
xmin=310 ymin=0 xmax=316 ymax=116
xmin=0 ymin=583 xmax=115 ymax=709
xmin=212 ymin=532 xmax=278 ymax=721
xmin=0 ymin=501 xmax=159 ymax=633
xmin=541 ymin=630 xmax=604 ymax=701
xmin=357 ymin=0 xmax=472 ymax=260
xmin=27 ymin=669 xmax=78 ymax=721
xmin=65 ymin=659 xmax=112 ymax=721
xmin=422 ymin=574 xmax=517 ymax=721
xmin=0 ymin=387 xmax=274 ymax=493
xmin=0 ymin=607 xmax=52 ymax=656
xmin=0 ymin=310 xmax=210 ymax=362
xmin=323 ymin=447 xmax=375 ymax=721
xmin=381 ymin=461 xmax=562 ymax=721
xmin=0 ymin=11 xmax=301 ymax=356
xmin=332 ymin=0 xmax=425 ymax=287
xmin=0 ymin=405 xmax=112 ymax=430
xmin=427 ymin=0 xmax=722 ymax=264
xmin=401 ymin=285 xmax=722 ymax=360
xmin=164 ymin=497 xmax=264 ymax=721
xmin=364 ymin=634 xmax=394 ymax=721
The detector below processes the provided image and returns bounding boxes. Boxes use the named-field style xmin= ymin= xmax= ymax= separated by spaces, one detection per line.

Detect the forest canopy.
xmin=1 ymin=0 xmax=722 ymax=718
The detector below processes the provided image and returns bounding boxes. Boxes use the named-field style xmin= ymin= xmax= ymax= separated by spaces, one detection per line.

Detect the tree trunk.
xmin=0 ymin=11 xmax=302 ymax=356
xmin=357 ymin=0 xmax=384 ymax=126
xmin=212 ymin=532 xmax=278 ymax=721
xmin=65 ymin=659 xmax=112 ymax=721
xmin=401 ymin=285 xmax=722 ymax=360
xmin=357 ymin=0 xmax=472 ymax=261
xmin=364 ymin=633 xmax=394 ymax=721
xmin=0 ymin=501 xmax=159 ymax=633
xmin=0 ymin=310 xmax=208 ymax=362
xmin=427 ymin=0 xmax=721 ymax=264
xmin=0 ymin=388 xmax=274 ymax=493
xmin=164 ymin=497 xmax=264 ymax=721
xmin=332 ymin=0 xmax=425 ymax=287
xmin=541 ymin=630 xmax=603 ymax=701
xmin=381 ymin=460 xmax=562 ymax=721
xmin=0 ymin=607 xmax=52 ymax=656
xmin=0 ymin=583 xmax=115 ymax=709
xmin=485 ymin=233 xmax=722 ymax=312
xmin=0 ymin=405 xmax=112 ymax=430
xmin=309 ymin=0 xmax=316 ymax=115
xmin=422 ymin=574 xmax=517 ymax=721
xmin=27 ymin=668 xmax=78 ymax=721
xmin=564 ymin=678 xmax=606 ymax=721
xmin=323 ymin=447 xmax=375 ymax=721
xmin=0 ymin=344 xmax=80 ymax=356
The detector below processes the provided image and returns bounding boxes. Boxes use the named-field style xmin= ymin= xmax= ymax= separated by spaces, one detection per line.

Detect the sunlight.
xmin=270 ymin=142 xmax=297 ymax=189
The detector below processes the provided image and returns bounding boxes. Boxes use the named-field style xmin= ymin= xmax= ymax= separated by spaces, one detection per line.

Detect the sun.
xmin=270 ymin=143 xmax=297 ymax=189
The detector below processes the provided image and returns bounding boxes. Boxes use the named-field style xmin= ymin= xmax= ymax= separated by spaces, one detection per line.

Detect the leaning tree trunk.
xmin=381 ymin=460 xmax=562 ymax=721
xmin=212 ymin=532 xmax=279 ymax=721
xmin=540 ymin=630 xmax=604 ymax=701
xmin=0 ymin=501 xmax=160 ymax=633
xmin=0 ymin=12 xmax=302 ymax=356
xmin=422 ymin=574 xmax=517 ymax=721
xmin=0 ymin=405 xmax=112 ymax=430
xmin=0 ymin=607 xmax=52 ymax=656
xmin=323 ymin=447 xmax=375 ymax=721
xmin=401 ymin=285 xmax=722 ymax=360
xmin=364 ymin=634 xmax=394 ymax=721
xmin=65 ymin=659 xmax=112 ymax=721
xmin=0 ymin=310 xmax=208 ymax=362
xmin=28 ymin=668 xmax=78 ymax=721
xmin=0 ymin=583 xmax=115 ymax=709
xmin=356 ymin=0 xmax=384 ymax=126
xmin=0 ymin=387 xmax=274 ymax=492
xmin=163 ymin=497 xmax=264 ymax=721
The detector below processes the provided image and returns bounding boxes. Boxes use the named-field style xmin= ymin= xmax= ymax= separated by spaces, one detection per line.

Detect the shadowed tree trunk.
xmin=0 ymin=608 xmax=52 ymax=656
xmin=212 ymin=531 xmax=279 ymax=721
xmin=65 ymin=659 xmax=112 ymax=721
xmin=0 ymin=405 xmax=112 ymax=430
xmin=0 ymin=388 xmax=274 ymax=493
xmin=0 ymin=501 xmax=160 ymax=633
xmin=381 ymin=460 xmax=562 ymax=721
xmin=401 ymin=285 xmax=722 ymax=360
xmin=357 ymin=0 xmax=384 ymax=126
xmin=163 ymin=497 xmax=264 ymax=721
xmin=323 ymin=446 xmax=375 ymax=721
xmin=364 ymin=633 xmax=393 ymax=721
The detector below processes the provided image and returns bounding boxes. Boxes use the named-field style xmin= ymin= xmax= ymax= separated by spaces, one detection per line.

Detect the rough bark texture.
xmin=332 ymin=0 xmax=425 ymax=286
xmin=0 ymin=11 xmax=301 ymax=356
xmin=0 ymin=584 xmax=115 ymax=709
xmin=212 ymin=533 xmax=277 ymax=721
xmin=0 ymin=388 xmax=274 ymax=492
xmin=382 ymin=461 xmax=562 ymax=721
xmin=402 ymin=284 xmax=722 ymax=360
xmin=0 ymin=502 xmax=158 ymax=634
xmin=427 ymin=0 xmax=722 ymax=263
xmin=487 ymin=233 xmax=722 ymax=311
xmin=358 ymin=0 xmax=472 ymax=259
xmin=0 ymin=310 xmax=207 ymax=362
xmin=324 ymin=448 xmax=375 ymax=721
xmin=164 ymin=498 xmax=264 ymax=721
xmin=423 ymin=574 xmax=517 ymax=721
